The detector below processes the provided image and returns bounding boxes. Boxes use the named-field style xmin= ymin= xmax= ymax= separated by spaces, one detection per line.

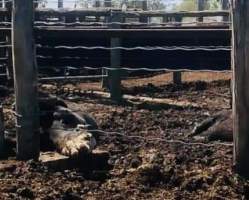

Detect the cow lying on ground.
xmin=44 ymin=108 xmax=97 ymax=157
xmin=191 ymin=110 xmax=233 ymax=142
xmin=11 ymin=93 xmax=98 ymax=158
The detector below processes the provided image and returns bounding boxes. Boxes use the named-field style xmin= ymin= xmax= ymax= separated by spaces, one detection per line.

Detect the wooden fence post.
xmin=172 ymin=71 xmax=182 ymax=85
xmin=5 ymin=2 xmax=12 ymax=81
xmin=12 ymin=0 xmax=40 ymax=160
xmin=232 ymin=1 xmax=249 ymax=178
xmin=162 ymin=15 xmax=168 ymax=25
xmin=172 ymin=15 xmax=182 ymax=85
xmin=95 ymin=0 xmax=100 ymax=21
xmin=58 ymin=0 xmax=63 ymax=9
xmin=102 ymin=0 xmax=112 ymax=89
xmin=78 ymin=0 xmax=85 ymax=22
xmin=104 ymin=0 xmax=111 ymax=8
xmin=0 ymin=1 xmax=5 ymax=81
xmin=139 ymin=0 xmax=148 ymax=23
xmin=101 ymin=68 xmax=109 ymax=89
xmin=222 ymin=0 xmax=229 ymax=22
xmin=108 ymin=12 xmax=122 ymax=101
xmin=58 ymin=0 xmax=64 ymax=22
xmin=197 ymin=0 xmax=205 ymax=22
xmin=0 ymin=105 xmax=5 ymax=157
xmin=57 ymin=0 xmax=63 ymax=22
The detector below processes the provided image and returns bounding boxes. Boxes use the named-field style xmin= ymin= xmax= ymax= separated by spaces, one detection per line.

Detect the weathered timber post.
xmin=34 ymin=0 xmax=40 ymax=23
xmin=172 ymin=71 xmax=182 ymax=85
xmin=162 ymin=12 xmax=172 ymax=26
xmin=101 ymin=68 xmax=109 ymax=89
xmin=232 ymin=1 xmax=249 ymax=178
xmin=172 ymin=15 xmax=182 ymax=85
xmin=108 ymin=12 xmax=122 ymax=101
xmin=78 ymin=0 xmax=85 ymax=22
xmin=79 ymin=15 xmax=86 ymax=22
xmin=139 ymin=0 xmax=148 ymax=24
xmin=58 ymin=0 xmax=63 ymax=8
xmin=58 ymin=0 xmax=65 ymax=22
xmin=65 ymin=14 xmax=76 ymax=24
xmin=5 ymin=34 xmax=12 ymax=81
xmin=0 ymin=1 xmax=5 ymax=80
xmin=5 ymin=0 xmax=10 ymax=9
xmin=12 ymin=0 xmax=40 ymax=160
xmin=5 ymin=2 xmax=12 ymax=81
xmin=95 ymin=0 xmax=100 ymax=21
xmin=222 ymin=0 xmax=229 ymax=22
xmin=104 ymin=0 xmax=111 ymax=8
xmin=102 ymin=0 xmax=112 ymax=89
xmin=0 ymin=105 xmax=5 ymax=157
xmin=33 ymin=0 xmax=39 ymax=8
xmin=162 ymin=16 xmax=168 ymax=25
xmin=197 ymin=0 xmax=205 ymax=22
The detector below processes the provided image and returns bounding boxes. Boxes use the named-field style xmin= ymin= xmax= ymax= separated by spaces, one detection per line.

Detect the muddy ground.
xmin=1 ymin=72 xmax=249 ymax=200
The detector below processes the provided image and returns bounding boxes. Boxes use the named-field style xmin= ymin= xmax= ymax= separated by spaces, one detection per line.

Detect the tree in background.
xmin=208 ymin=0 xmax=220 ymax=10
xmin=36 ymin=0 xmax=48 ymax=8
xmin=148 ymin=0 xmax=165 ymax=10
xmin=175 ymin=0 xmax=220 ymax=11
xmin=76 ymin=0 xmax=167 ymax=10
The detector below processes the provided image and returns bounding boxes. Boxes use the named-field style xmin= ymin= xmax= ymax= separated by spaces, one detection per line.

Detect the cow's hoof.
xmin=49 ymin=123 xmax=97 ymax=157
xmin=60 ymin=131 xmax=96 ymax=157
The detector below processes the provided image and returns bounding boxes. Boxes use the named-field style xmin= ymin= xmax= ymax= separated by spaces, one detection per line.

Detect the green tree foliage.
xmin=148 ymin=0 xmax=166 ymax=10
xmin=75 ymin=0 xmax=221 ymax=10
xmin=76 ymin=0 xmax=166 ymax=10
xmin=208 ymin=0 xmax=220 ymax=10
xmin=36 ymin=0 xmax=47 ymax=8
xmin=175 ymin=0 xmax=197 ymax=11
xmin=175 ymin=0 xmax=221 ymax=11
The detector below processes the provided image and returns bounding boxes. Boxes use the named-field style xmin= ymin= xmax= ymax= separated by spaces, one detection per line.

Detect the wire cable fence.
xmin=36 ymin=43 xmax=231 ymax=80
xmin=0 ymin=43 xmax=232 ymax=80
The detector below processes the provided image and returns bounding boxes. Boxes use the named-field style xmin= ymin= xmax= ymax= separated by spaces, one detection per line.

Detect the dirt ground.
xmin=1 ymin=71 xmax=249 ymax=200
